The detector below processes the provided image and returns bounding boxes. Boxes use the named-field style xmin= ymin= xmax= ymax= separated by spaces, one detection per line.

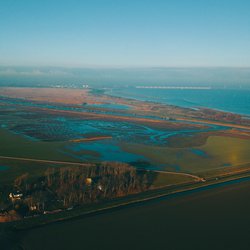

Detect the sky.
xmin=0 ymin=0 xmax=250 ymax=67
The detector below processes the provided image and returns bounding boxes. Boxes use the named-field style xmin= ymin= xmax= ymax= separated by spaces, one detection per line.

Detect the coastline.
xmin=104 ymin=87 xmax=250 ymax=117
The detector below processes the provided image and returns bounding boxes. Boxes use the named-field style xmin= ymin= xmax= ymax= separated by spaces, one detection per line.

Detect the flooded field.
xmin=0 ymin=105 xmax=234 ymax=172
xmin=0 ymin=165 xmax=9 ymax=171
xmin=1 ymin=88 xmax=250 ymax=178
xmin=121 ymin=136 xmax=250 ymax=172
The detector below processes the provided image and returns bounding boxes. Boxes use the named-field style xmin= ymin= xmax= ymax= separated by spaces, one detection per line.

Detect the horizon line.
xmin=1 ymin=64 xmax=250 ymax=70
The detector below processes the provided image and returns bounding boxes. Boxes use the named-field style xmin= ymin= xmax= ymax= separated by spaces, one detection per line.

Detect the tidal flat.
xmin=1 ymin=87 xmax=250 ymax=179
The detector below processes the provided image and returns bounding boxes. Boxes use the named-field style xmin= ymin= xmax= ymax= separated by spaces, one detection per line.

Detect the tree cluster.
xmin=2 ymin=162 xmax=156 ymax=216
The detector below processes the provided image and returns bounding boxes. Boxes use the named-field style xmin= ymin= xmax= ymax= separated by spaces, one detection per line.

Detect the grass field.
xmin=0 ymin=128 xmax=72 ymax=161
xmin=2 ymin=124 xmax=250 ymax=183
xmin=121 ymin=135 xmax=250 ymax=173
xmin=151 ymin=172 xmax=198 ymax=188
xmin=0 ymin=128 xmax=95 ymax=184
xmin=0 ymin=127 xmax=201 ymax=186
xmin=2 ymin=124 xmax=250 ymax=181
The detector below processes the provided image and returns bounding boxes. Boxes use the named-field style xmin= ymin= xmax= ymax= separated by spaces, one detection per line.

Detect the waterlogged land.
xmin=1 ymin=87 xmax=250 ymax=180
xmin=121 ymin=135 xmax=250 ymax=172
xmin=1 ymin=87 xmax=250 ymax=173
xmin=0 ymin=87 xmax=250 ymax=232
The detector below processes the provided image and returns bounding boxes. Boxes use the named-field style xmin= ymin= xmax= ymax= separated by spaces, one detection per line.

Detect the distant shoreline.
xmin=136 ymin=86 xmax=211 ymax=90
xmin=105 ymin=87 xmax=250 ymax=116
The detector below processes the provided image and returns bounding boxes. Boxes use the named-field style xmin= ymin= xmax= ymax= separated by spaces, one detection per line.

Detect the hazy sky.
xmin=1 ymin=0 xmax=250 ymax=67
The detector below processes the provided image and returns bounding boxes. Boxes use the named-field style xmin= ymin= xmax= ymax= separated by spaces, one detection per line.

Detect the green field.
xmin=121 ymin=136 xmax=250 ymax=173
xmin=0 ymin=129 xmax=79 ymax=183
xmin=2 ymin=124 xmax=250 ymax=184
xmin=0 ymin=127 xmax=201 ymax=189
xmin=151 ymin=172 xmax=197 ymax=188
xmin=0 ymin=128 xmax=74 ymax=161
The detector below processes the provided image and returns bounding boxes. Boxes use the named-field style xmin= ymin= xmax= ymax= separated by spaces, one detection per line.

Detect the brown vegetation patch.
xmin=0 ymin=87 xmax=93 ymax=105
xmin=70 ymin=136 xmax=112 ymax=142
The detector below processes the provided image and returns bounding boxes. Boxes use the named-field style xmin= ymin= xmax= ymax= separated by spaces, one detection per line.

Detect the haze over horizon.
xmin=0 ymin=66 xmax=250 ymax=88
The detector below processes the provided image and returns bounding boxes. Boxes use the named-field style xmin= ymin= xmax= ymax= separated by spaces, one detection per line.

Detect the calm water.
xmin=107 ymin=88 xmax=250 ymax=116
xmin=0 ymin=165 xmax=9 ymax=171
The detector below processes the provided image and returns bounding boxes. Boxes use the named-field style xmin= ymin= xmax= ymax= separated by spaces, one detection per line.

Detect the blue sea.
xmin=106 ymin=88 xmax=250 ymax=116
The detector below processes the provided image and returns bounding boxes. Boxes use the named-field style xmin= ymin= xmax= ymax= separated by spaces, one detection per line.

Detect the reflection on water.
xmin=67 ymin=141 xmax=146 ymax=163
xmin=190 ymin=148 xmax=208 ymax=158
xmin=0 ymin=165 xmax=9 ymax=171
xmin=1 ymin=96 xmax=242 ymax=172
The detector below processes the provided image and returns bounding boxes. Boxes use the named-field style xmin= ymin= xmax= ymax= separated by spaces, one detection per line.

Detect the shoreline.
xmin=1 ymin=87 xmax=250 ymax=130
xmin=104 ymin=87 xmax=250 ymax=117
